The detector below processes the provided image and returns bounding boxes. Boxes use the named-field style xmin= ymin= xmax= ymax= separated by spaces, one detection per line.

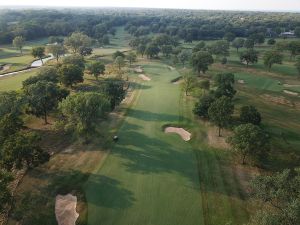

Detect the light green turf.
xmin=85 ymin=61 xmax=249 ymax=225
xmin=0 ymin=69 xmax=38 ymax=91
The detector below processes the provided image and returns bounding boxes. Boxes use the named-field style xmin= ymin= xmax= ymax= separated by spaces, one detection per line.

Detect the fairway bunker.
xmin=164 ymin=127 xmax=191 ymax=141
xmin=139 ymin=74 xmax=151 ymax=81
xmin=55 ymin=194 xmax=79 ymax=225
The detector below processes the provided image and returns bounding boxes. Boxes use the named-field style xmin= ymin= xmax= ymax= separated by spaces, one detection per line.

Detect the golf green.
xmin=85 ymin=61 xmax=205 ymax=225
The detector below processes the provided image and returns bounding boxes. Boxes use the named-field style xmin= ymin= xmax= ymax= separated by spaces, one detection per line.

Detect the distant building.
xmin=280 ymin=31 xmax=296 ymax=38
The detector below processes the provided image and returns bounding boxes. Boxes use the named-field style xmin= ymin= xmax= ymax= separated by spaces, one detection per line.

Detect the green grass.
xmin=0 ymin=69 xmax=38 ymax=91
xmin=85 ymin=61 xmax=250 ymax=225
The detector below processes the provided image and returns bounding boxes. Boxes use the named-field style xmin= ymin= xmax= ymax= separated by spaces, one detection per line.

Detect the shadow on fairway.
xmin=112 ymin=122 xmax=247 ymax=199
xmin=112 ymin=127 xmax=199 ymax=189
xmin=126 ymin=108 xmax=190 ymax=123
xmin=86 ymin=174 xmax=136 ymax=209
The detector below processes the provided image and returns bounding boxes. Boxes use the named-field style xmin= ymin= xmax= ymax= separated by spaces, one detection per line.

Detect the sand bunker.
xmin=0 ymin=64 xmax=11 ymax=72
xmin=237 ymin=79 xmax=245 ymax=84
xmin=55 ymin=194 xmax=79 ymax=225
xmin=283 ymin=90 xmax=299 ymax=96
xmin=164 ymin=127 xmax=191 ymax=141
xmin=134 ymin=67 xmax=143 ymax=73
xmin=139 ymin=74 xmax=151 ymax=81
xmin=168 ymin=66 xmax=175 ymax=71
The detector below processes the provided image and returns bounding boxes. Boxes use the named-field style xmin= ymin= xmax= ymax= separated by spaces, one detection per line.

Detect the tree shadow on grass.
xmin=126 ymin=108 xmax=190 ymax=123
xmin=112 ymin=123 xmax=248 ymax=200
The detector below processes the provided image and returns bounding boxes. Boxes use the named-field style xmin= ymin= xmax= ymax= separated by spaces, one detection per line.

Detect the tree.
xmin=267 ymin=38 xmax=276 ymax=45
xmin=294 ymin=27 xmax=300 ymax=38
xmin=263 ymin=50 xmax=283 ymax=71
xmin=191 ymin=51 xmax=214 ymax=74
xmin=90 ymin=61 xmax=105 ymax=80
xmin=25 ymin=81 xmax=69 ymax=124
xmin=126 ymin=52 xmax=137 ymax=66
xmin=79 ymin=46 xmax=93 ymax=56
xmin=0 ymin=91 xmax=24 ymax=117
xmin=62 ymin=55 xmax=85 ymax=70
xmin=178 ymin=50 xmax=190 ymax=67
xmin=31 ymin=47 xmax=45 ymax=65
xmin=102 ymin=79 xmax=126 ymax=110
xmin=64 ymin=32 xmax=92 ymax=54
xmin=193 ymin=94 xmax=215 ymax=118
xmin=145 ymin=43 xmax=160 ymax=58
xmin=23 ymin=67 xmax=59 ymax=88
xmin=250 ymin=33 xmax=265 ymax=45
xmin=232 ymin=38 xmax=245 ymax=52
xmin=240 ymin=49 xmax=259 ymax=67
xmin=13 ymin=36 xmax=25 ymax=54
xmin=214 ymin=73 xmax=236 ymax=98
xmin=244 ymin=38 xmax=255 ymax=49
xmin=240 ymin=105 xmax=262 ymax=125
xmin=0 ymin=131 xmax=49 ymax=170
xmin=114 ymin=56 xmax=125 ymax=71
xmin=227 ymin=123 xmax=269 ymax=164
xmin=58 ymin=64 xmax=84 ymax=87
xmin=58 ymin=92 xmax=110 ymax=142
xmin=137 ymin=44 xmax=146 ymax=57
xmin=0 ymin=113 xmax=23 ymax=144
xmin=47 ymin=44 xmax=66 ymax=62
xmin=248 ymin=168 xmax=300 ymax=225
xmin=224 ymin=32 xmax=236 ymax=42
xmin=209 ymin=40 xmax=230 ymax=58
xmin=199 ymin=79 xmax=210 ymax=93
xmin=112 ymin=50 xmax=125 ymax=60
xmin=161 ymin=45 xmax=173 ymax=57
xmin=181 ymin=74 xmax=196 ymax=96
xmin=296 ymin=56 xmax=300 ymax=78
xmin=192 ymin=41 xmax=206 ymax=53
xmin=287 ymin=41 xmax=300 ymax=59
xmin=208 ymin=96 xmax=234 ymax=136
xmin=0 ymin=170 xmax=13 ymax=213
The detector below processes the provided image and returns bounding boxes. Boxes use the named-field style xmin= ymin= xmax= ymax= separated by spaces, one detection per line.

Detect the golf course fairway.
xmin=85 ymin=61 xmax=205 ymax=225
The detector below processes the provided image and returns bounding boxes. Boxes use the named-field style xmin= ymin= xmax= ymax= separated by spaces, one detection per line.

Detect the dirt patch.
xmin=134 ymin=66 xmax=143 ymax=73
xmin=283 ymin=90 xmax=299 ymax=96
xmin=164 ymin=127 xmax=191 ymax=141
xmin=138 ymin=74 xmax=151 ymax=81
xmin=0 ymin=64 xmax=11 ymax=72
xmin=261 ymin=94 xmax=300 ymax=109
xmin=207 ymin=126 xmax=230 ymax=149
xmin=55 ymin=194 xmax=79 ymax=225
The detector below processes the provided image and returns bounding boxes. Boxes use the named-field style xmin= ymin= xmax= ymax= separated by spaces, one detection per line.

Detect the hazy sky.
xmin=0 ymin=0 xmax=300 ymax=12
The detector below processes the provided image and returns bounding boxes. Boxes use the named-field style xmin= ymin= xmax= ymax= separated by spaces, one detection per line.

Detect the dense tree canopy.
xmin=191 ymin=51 xmax=214 ymax=74
xmin=228 ymin=123 xmax=270 ymax=164
xmin=58 ymin=92 xmax=110 ymax=142
xmin=249 ymin=168 xmax=300 ymax=225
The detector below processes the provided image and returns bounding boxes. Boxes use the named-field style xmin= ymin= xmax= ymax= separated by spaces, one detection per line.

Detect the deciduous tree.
xmin=13 ymin=36 xmax=25 ymax=54
xmin=31 ymin=46 xmax=45 ymax=65
xmin=90 ymin=61 xmax=105 ymax=80
xmin=263 ymin=50 xmax=283 ymax=71
xmin=227 ymin=123 xmax=269 ymax=164
xmin=208 ymin=96 xmax=234 ymax=136
xmin=191 ymin=51 xmax=214 ymax=74
xmin=240 ymin=49 xmax=258 ymax=67
xmin=58 ymin=64 xmax=84 ymax=87
xmin=240 ymin=105 xmax=261 ymax=125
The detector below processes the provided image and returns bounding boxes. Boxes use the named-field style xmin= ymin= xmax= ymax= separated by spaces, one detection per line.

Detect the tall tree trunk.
xmin=242 ymin=154 xmax=247 ymax=164
xmin=218 ymin=126 xmax=221 ymax=137
xmin=44 ymin=110 xmax=48 ymax=124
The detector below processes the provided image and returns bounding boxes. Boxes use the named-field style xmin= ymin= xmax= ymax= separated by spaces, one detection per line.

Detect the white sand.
xmin=55 ymin=194 xmax=79 ymax=225
xmin=139 ymin=74 xmax=151 ymax=81
xmin=283 ymin=90 xmax=299 ymax=96
xmin=237 ymin=79 xmax=245 ymax=84
xmin=164 ymin=127 xmax=191 ymax=141
xmin=168 ymin=66 xmax=175 ymax=70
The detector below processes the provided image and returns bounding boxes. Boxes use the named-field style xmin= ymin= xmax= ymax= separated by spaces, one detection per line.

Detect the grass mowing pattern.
xmin=85 ymin=61 xmax=249 ymax=225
